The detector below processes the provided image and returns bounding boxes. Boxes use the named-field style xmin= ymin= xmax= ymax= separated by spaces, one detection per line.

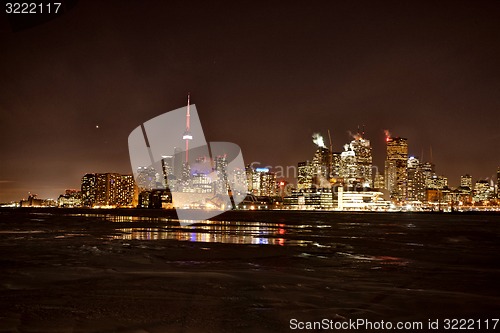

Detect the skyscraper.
xmin=214 ymin=154 xmax=229 ymax=195
xmin=373 ymin=171 xmax=385 ymax=190
xmin=407 ymin=157 xmax=426 ymax=202
xmin=421 ymin=162 xmax=435 ymax=182
xmin=81 ymin=174 xmax=97 ymax=207
xmin=245 ymin=164 xmax=254 ymax=193
xmin=310 ymin=133 xmax=333 ymax=187
xmin=230 ymin=168 xmax=247 ymax=196
xmin=473 ymin=180 xmax=493 ymax=203
xmin=339 ymin=145 xmax=357 ymax=187
xmin=297 ymin=161 xmax=313 ymax=190
xmin=331 ymin=152 xmax=341 ymax=177
xmin=497 ymin=167 xmax=500 ymax=199
xmin=311 ymin=147 xmax=331 ymax=186
xmin=460 ymin=174 xmax=472 ymax=189
xmin=173 ymin=146 xmax=183 ymax=181
xmin=427 ymin=175 xmax=448 ymax=189
xmin=161 ymin=155 xmax=174 ymax=189
xmin=250 ymin=167 xmax=276 ymax=196
xmin=385 ymin=136 xmax=408 ymax=201
xmin=136 ymin=166 xmax=158 ymax=191
xmin=349 ymin=135 xmax=373 ymax=187
xmin=458 ymin=174 xmax=473 ymax=204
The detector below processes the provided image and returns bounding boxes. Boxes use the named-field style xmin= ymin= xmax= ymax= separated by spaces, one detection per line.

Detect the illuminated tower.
xmin=182 ymin=93 xmax=193 ymax=163
xmin=384 ymin=135 xmax=408 ymax=201
xmin=179 ymin=93 xmax=193 ymax=189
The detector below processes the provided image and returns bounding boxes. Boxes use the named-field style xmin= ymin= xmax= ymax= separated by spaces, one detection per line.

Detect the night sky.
xmin=1 ymin=0 xmax=500 ymax=202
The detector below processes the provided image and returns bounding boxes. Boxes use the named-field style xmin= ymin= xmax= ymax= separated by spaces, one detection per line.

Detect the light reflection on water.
xmin=111 ymin=220 xmax=308 ymax=246
xmin=54 ymin=214 xmax=312 ymax=246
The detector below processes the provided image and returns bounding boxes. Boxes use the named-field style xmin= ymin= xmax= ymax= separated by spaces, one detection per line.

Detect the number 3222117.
xmin=6 ymin=3 xmax=62 ymax=14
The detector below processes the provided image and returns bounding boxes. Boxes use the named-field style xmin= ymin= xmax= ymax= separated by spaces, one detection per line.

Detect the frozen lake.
xmin=1 ymin=208 xmax=499 ymax=332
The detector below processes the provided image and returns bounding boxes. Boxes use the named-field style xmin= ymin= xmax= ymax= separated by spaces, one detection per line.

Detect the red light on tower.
xmin=384 ymin=129 xmax=391 ymax=142
xmin=280 ymin=181 xmax=285 ymax=186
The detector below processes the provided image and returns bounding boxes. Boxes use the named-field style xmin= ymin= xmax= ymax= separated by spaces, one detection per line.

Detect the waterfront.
xmin=1 ymin=209 xmax=499 ymax=332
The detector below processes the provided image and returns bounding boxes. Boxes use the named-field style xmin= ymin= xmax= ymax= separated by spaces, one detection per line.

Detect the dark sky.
xmin=1 ymin=0 xmax=500 ymax=202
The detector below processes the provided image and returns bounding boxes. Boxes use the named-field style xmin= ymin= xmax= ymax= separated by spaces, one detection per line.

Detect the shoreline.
xmin=1 ymin=207 xmax=499 ymax=220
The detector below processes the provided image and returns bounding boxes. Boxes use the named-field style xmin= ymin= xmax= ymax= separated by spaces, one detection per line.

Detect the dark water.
xmin=1 ymin=209 xmax=500 ymax=332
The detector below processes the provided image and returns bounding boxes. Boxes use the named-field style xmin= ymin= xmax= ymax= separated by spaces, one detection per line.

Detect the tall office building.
xmin=460 ymin=174 xmax=472 ymax=189
xmin=407 ymin=157 xmax=426 ymax=202
xmin=497 ymin=167 xmax=500 ymax=199
xmin=245 ymin=164 xmax=254 ymax=193
xmin=349 ymin=136 xmax=373 ymax=187
xmin=473 ymin=180 xmax=493 ymax=203
xmin=297 ymin=161 xmax=313 ymax=190
xmin=384 ymin=136 xmax=408 ymax=201
xmin=161 ymin=156 xmax=175 ymax=189
xmin=331 ymin=152 xmax=341 ymax=177
xmin=231 ymin=168 xmax=247 ymax=196
xmin=373 ymin=172 xmax=385 ymax=190
xmin=81 ymin=174 xmax=97 ymax=206
xmin=81 ymin=173 xmax=136 ymax=207
xmin=421 ymin=162 xmax=435 ymax=179
xmin=339 ymin=145 xmax=357 ymax=186
xmin=173 ymin=146 xmax=183 ymax=181
xmin=191 ymin=173 xmax=212 ymax=193
xmin=250 ymin=167 xmax=276 ymax=196
xmin=116 ymin=174 xmax=136 ymax=206
xmin=136 ymin=166 xmax=158 ymax=191
xmin=311 ymin=147 xmax=331 ymax=186
xmin=385 ymin=162 xmax=396 ymax=196
xmin=457 ymin=174 xmax=473 ymax=204
xmin=214 ymin=155 xmax=229 ymax=195
xmin=80 ymin=173 xmax=108 ymax=206
xmin=427 ymin=175 xmax=448 ymax=189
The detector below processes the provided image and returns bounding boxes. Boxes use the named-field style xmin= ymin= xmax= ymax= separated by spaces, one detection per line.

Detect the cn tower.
xmin=182 ymin=93 xmax=193 ymax=163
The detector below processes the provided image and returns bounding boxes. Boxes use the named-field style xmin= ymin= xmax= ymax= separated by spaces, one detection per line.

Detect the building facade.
xmin=349 ymin=137 xmax=373 ymax=187
xmin=385 ymin=137 xmax=408 ymax=201
xmin=81 ymin=173 xmax=136 ymax=207
xmin=297 ymin=161 xmax=313 ymax=190
xmin=473 ymin=180 xmax=493 ymax=203
xmin=497 ymin=167 xmax=500 ymax=199
xmin=407 ymin=157 xmax=426 ymax=202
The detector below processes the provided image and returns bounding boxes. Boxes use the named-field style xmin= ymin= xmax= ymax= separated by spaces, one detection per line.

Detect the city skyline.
xmin=12 ymin=126 xmax=500 ymax=209
xmin=1 ymin=1 xmax=500 ymax=201
xmin=1 ymin=117 xmax=499 ymax=203
xmin=11 ymin=90 xmax=499 ymax=210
